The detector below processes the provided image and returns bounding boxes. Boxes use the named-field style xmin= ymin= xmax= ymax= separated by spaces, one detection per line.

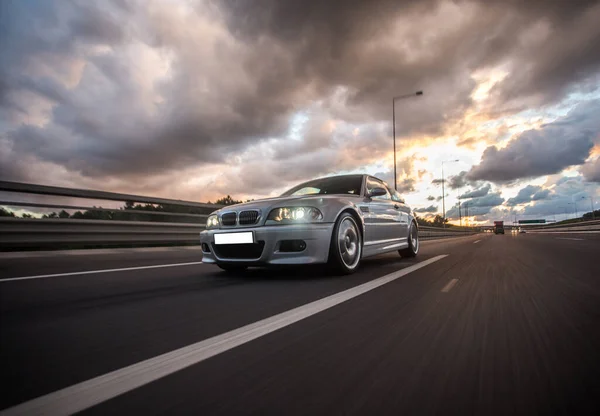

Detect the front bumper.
xmin=200 ymin=223 xmax=334 ymax=265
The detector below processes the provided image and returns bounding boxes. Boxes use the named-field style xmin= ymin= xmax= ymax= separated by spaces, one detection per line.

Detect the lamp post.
xmin=441 ymin=159 xmax=459 ymax=228
xmin=581 ymin=196 xmax=595 ymax=220
xmin=392 ymin=91 xmax=423 ymax=190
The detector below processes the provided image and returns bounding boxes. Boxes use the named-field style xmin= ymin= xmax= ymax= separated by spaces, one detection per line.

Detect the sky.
xmin=1 ymin=0 xmax=600 ymax=225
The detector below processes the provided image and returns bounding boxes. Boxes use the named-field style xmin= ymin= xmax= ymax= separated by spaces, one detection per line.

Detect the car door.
xmin=388 ymin=186 xmax=410 ymax=242
xmin=364 ymin=177 xmax=400 ymax=245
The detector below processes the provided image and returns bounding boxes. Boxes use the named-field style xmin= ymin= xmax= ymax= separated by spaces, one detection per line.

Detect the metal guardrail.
xmin=0 ymin=181 xmax=222 ymax=250
xmin=525 ymin=219 xmax=600 ymax=233
xmin=419 ymin=226 xmax=478 ymax=240
xmin=0 ymin=218 xmax=204 ymax=249
xmin=0 ymin=181 xmax=223 ymax=223
xmin=0 ymin=201 xmax=211 ymax=219
xmin=0 ymin=181 xmax=480 ymax=250
xmin=0 ymin=181 xmax=222 ymax=210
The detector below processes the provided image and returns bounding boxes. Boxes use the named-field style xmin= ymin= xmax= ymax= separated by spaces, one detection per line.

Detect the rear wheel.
xmin=328 ymin=212 xmax=362 ymax=275
xmin=399 ymin=222 xmax=419 ymax=258
xmin=217 ymin=264 xmax=248 ymax=272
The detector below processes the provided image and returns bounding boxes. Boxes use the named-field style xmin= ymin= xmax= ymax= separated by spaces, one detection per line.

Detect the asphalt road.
xmin=1 ymin=233 xmax=599 ymax=415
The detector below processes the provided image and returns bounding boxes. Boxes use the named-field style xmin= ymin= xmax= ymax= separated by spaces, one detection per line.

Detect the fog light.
xmin=279 ymin=240 xmax=306 ymax=252
xmin=201 ymin=243 xmax=210 ymax=252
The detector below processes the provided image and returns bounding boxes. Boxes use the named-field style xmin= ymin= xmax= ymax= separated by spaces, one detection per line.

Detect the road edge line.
xmin=0 ymin=255 xmax=448 ymax=416
xmin=0 ymin=262 xmax=205 ymax=283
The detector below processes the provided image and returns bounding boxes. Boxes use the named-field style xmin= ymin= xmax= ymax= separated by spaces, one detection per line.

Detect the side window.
xmin=367 ymin=177 xmax=391 ymax=200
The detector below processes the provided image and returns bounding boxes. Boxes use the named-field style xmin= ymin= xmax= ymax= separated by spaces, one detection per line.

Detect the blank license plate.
xmin=214 ymin=232 xmax=254 ymax=245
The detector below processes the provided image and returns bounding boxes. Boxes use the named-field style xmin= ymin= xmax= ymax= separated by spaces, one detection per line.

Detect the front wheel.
xmin=399 ymin=222 xmax=419 ymax=258
xmin=328 ymin=212 xmax=362 ymax=275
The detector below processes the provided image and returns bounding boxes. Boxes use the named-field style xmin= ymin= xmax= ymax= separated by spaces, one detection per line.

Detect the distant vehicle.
xmin=494 ymin=221 xmax=505 ymax=234
xmin=519 ymin=229 xmax=526 ymax=234
xmin=200 ymin=174 xmax=419 ymax=274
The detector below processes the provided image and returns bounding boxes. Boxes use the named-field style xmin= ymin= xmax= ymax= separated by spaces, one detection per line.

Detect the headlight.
xmin=206 ymin=214 xmax=219 ymax=229
xmin=267 ymin=207 xmax=323 ymax=223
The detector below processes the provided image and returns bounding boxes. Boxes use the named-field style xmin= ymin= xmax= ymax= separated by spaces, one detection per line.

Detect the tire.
xmin=399 ymin=221 xmax=419 ymax=258
xmin=217 ymin=264 xmax=248 ymax=272
xmin=328 ymin=212 xmax=362 ymax=275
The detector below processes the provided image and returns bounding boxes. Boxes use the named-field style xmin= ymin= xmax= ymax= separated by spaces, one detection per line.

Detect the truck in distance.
xmin=494 ymin=221 xmax=505 ymax=234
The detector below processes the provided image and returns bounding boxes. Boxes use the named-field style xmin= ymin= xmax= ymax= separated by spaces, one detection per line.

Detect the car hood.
xmin=214 ymin=194 xmax=361 ymax=214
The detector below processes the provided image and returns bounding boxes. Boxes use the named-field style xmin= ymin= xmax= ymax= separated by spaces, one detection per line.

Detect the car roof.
xmin=311 ymin=174 xmax=365 ymax=180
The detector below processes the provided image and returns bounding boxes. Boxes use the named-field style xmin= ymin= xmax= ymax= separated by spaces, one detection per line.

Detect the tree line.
xmin=415 ymin=214 xmax=449 ymax=228
xmin=0 ymin=195 xmax=247 ymax=224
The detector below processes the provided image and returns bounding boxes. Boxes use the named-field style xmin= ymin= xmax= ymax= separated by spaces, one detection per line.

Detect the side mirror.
xmin=368 ymin=187 xmax=387 ymax=198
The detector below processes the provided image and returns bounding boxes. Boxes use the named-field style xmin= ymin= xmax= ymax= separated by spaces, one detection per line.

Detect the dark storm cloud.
xmin=532 ymin=189 xmax=551 ymax=201
xmin=2 ymin=0 xmax=600 ymax=194
xmin=517 ymin=176 xmax=597 ymax=218
xmin=372 ymin=170 xmax=416 ymax=194
xmin=447 ymin=171 xmax=478 ymax=190
xmin=483 ymin=0 xmax=600 ymax=109
xmin=397 ymin=178 xmax=416 ymax=194
xmin=467 ymin=173 xmax=597 ymax=223
xmin=581 ymin=158 xmax=600 ymax=182
xmin=506 ymin=185 xmax=550 ymax=206
xmin=0 ymin=0 xmax=297 ymax=179
xmin=220 ymin=0 xmax=600 ymax=119
xmin=464 ymin=192 xmax=505 ymax=208
xmin=519 ymin=198 xmax=571 ymax=217
xmin=460 ymin=184 xmax=490 ymax=199
xmin=414 ymin=205 xmax=438 ymax=213
xmin=0 ymin=144 xmax=31 ymax=182
xmin=218 ymin=0 xmax=476 ymax=135
xmin=433 ymin=171 xmax=479 ymax=190
xmin=0 ymin=0 xmax=127 ymax=101
xmin=467 ymin=101 xmax=599 ymax=183
xmin=467 ymin=131 xmax=591 ymax=183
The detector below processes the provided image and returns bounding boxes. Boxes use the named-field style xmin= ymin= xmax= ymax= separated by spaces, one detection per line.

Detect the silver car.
xmin=200 ymin=174 xmax=419 ymax=274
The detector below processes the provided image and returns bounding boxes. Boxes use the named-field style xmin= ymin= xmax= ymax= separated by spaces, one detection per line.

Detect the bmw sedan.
xmin=200 ymin=174 xmax=419 ymax=274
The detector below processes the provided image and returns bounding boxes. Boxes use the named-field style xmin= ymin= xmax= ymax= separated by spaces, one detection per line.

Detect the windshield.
xmin=281 ymin=175 xmax=363 ymax=197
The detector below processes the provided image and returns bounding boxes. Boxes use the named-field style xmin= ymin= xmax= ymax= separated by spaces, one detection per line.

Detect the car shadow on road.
xmin=205 ymin=253 xmax=416 ymax=282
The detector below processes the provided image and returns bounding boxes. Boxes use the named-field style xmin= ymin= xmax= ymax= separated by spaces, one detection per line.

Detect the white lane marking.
xmin=441 ymin=278 xmax=459 ymax=292
xmin=473 ymin=240 xmax=481 ymax=244
xmin=0 ymin=255 xmax=448 ymax=416
xmin=0 ymin=262 xmax=204 ymax=283
xmin=0 ymin=246 xmax=201 ymax=259
xmin=555 ymin=237 xmax=584 ymax=241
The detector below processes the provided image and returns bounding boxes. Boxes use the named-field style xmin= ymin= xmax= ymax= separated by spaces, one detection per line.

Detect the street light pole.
xmin=392 ymin=91 xmax=423 ymax=190
xmin=441 ymin=159 xmax=459 ymax=228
